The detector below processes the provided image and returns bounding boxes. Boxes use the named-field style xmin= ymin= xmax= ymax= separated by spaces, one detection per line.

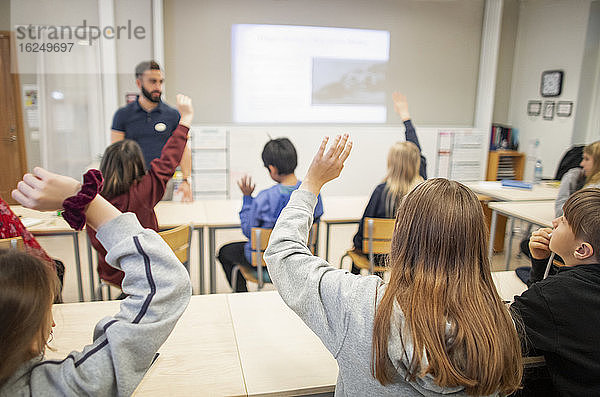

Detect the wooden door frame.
xmin=0 ymin=30 xmax=28 ymax=178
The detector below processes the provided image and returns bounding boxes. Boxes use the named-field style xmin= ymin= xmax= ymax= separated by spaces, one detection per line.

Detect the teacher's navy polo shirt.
xmin=111 ymin=97 xmax=181 ymax=169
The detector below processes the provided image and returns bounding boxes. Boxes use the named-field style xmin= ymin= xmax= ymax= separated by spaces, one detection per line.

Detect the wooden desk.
xmin=228 ymin=291 xmax=338 ymax=396
xmin=11 ymin=206 xmax=86 ymax=302
xmin=156 ymin=201 xmax=207 ymax=294
xmin=463 ymin=181 xmax=559 ymax=202
xmin=488 ymin=201 xmax=555 ymax=270
xmin=50 ymin=295 xmax=246 ymax=396
xmin=320 ymin=196 xmax=368 ymax=262
xmin=203 ymin=200 xmax=242 ymax=294
xmin=491 ymin=270 xmax=527 ymax=302
xmin=48 ymin=280 xmax=526 ymax=395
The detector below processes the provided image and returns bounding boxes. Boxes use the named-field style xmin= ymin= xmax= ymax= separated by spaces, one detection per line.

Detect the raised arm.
xmin=139 ymin=94 xmax=194 ymax=205
xmin=264 ymin=135 xmax=382 ymax=355
xmin=393 ymin=92 xmax=427 ymax=179
xmin=12 ymin=168 xmax=191 ymax=396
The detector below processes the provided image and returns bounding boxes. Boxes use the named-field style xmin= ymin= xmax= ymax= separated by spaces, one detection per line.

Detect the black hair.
xmin=135 ymin=60 xmax=161 ymax=79
xmin=261 ymin=138 xmax=297 ymax=176
xmin=100 ymin=139 xmax=147 ymax=199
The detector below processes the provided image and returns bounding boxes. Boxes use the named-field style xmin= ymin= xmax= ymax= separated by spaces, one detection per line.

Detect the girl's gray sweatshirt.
xmin=265 ymin=189 xmax=494 ymax=396
xmin=1 ymin=213 xmax=192 ymax=396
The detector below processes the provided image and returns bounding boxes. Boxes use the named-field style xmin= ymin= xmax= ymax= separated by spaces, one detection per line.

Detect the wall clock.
xmin=541 ymin=70 xmax=563 ymax=97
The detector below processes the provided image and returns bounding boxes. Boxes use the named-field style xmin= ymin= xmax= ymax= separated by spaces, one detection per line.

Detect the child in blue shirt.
xmin=218 ymin=138 xmax=324 ymax=292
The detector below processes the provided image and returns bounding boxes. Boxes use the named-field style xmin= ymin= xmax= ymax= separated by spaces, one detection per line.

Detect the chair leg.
xmin=257 ymin=264 xmax=263 ymax=291
xmin=231 ymin=265 xmax=240 ymax=293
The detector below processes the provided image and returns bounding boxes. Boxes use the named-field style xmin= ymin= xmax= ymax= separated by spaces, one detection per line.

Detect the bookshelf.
xmin=486 ymin=151 xmax=526 ymax=181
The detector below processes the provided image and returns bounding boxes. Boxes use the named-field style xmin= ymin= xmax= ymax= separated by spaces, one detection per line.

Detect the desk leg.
xmin=86 ymin=234 xmax=96 ymax=301
xmin=325 ymin=223 xmax=331 ymax=262
xmin=488 ymin=210 xmax=498 ymax=264
xmin=197 ymin=227 xmax=205 ymax=295
xmin=73 ymin=232 xmax=84 ymax=302
xmin=209 ymin=228 xmax=216 ymax=294
xmin=505 ymin=217 xmax=515 ymax=271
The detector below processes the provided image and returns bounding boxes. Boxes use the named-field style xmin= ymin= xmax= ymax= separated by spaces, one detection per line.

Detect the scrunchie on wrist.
xmin=62 ymin=169 xmax=103 ymax=231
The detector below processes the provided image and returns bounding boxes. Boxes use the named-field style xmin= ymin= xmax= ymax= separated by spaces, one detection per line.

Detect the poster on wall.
xmin=23 ymin=84 xmax=39 ymax=129
xmin=543 ymin=101 xmax=555 ymax=120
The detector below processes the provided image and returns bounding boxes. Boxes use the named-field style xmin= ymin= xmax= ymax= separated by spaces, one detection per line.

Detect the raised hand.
xmin=237 ymin=175 xmax=255 ymax=196
xmin=176 ymin=94 xmax=194 ymax=127
xmin=529 ymin=227 xmax=553 ymax=260
xmin=302 ymin=134 xmax=352 ymax=196
xmin=392 ymin=91 xmax=411 ymax=121
xmin=12 ymin=167 xmax=81 ymax=211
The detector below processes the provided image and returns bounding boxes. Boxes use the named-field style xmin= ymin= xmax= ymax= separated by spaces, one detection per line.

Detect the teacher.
xmin=110 ymin=60 xmax=193 ymax=201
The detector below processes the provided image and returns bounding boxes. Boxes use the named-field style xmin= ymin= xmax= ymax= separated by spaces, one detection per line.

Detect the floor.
xmin=37 ymin=219 xmax=532 ymax=303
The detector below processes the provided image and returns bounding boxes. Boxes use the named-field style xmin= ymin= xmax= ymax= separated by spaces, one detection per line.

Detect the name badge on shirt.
xmin=154 ymin=122 xmax=167 ymax=132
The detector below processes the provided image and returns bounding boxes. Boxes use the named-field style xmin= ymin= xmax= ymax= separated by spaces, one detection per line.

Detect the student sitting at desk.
xmin=218 ymin=138 xmax=324 ymax=292
xmin=518 ymin=141 xmax=600 ymax=269
xmin=3 ymin=167 xmax=191 ymax=396
xmin=351 ymin=92 xmax=427 ymax=274
xmin=555 ymin=140 xmax=600 ymax=216
xmin=0 ymin=196 xmax=64 ymax=297
xmin=511 ymin=188 xmax=600 ymax=396
xmin=265 ymin=135 xmax=522 ymax=396
xmin=88 ymin=94 xmax=193 ymax=291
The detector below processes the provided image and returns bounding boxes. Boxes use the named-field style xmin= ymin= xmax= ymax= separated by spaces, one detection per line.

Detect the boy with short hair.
xmin=511 ymin=188 xmax=600 ymax=396
xmin=218 ymin=138 xmax=324 ymax=292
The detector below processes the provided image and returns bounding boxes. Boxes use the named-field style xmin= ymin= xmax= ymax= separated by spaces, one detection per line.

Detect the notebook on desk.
xmin=21 ymin=218 xmax=44 ymax=228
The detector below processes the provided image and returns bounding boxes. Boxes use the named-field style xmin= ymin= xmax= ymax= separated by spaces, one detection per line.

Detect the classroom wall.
xmin=0 ymin=1 xmax=10 ymax=31
xmin=508 ymin=0 xmax=593 ymax=179
xmin=572 ymin=1 xmax=600 ymax=145
xmin=114 ymin=0 xmax=155 ymax=107
xmin=492 ymin=0 xmax=519 ymax=126
xmin=163 ymin=0 xmax=484 ymax=126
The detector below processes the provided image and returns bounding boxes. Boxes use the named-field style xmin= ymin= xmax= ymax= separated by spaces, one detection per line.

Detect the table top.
xmin=491 ymin=271 xmax=527 ymax=302
xmin=488 ymin=201 xmax=555 ymax=227
xmin=11 ymin=206 xmax=74 ymax=234
xmin=227 ymin=291 xmax=338 ymax=396
xmin=155 ymin=201 xmax=207 ymax=228
xmin=202 ymin=199 xmax=242 ymax=227
xmin=463 ymin=181 xmax=558 ymax=201
xmin=320 ymin=196 xmax=368 ymax=223
xmin=50 ymin=295 xmax=246 ymax=397
xmin=47 ymin=279 xmax=526 ymax=396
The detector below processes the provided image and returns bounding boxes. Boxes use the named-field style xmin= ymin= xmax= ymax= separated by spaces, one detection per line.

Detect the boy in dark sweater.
xmin=511 ymin=188 xmax=600 ymax=396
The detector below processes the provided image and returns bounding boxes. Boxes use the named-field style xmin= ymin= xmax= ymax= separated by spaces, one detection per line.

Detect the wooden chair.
xmin=0 ymin=236 xmax=25 ymax=251
xmin=340 ymin=217 xmax=395 ymax=274
xmin=232 ymin=223 xmax=319 ymax=292
xmin=159 ymin=224 xmax=193 ymax=273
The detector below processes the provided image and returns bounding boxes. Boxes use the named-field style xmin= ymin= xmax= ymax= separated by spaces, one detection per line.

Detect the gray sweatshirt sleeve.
xmin=264 ymin=189 xmax=381 ymax=357
xmin=31 ymin=213 xmax=192 ymax=396
xmin=555 ymin=168 xmax=582 ymax=217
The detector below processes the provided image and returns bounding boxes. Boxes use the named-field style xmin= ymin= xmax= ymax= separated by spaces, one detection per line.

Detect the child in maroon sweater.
xmin=88 ymin=94 xmax=193 ymax=287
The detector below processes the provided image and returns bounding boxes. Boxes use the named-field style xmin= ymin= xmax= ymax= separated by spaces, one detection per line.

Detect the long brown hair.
xmin=382 ymin=141 xmax=423 ymax=217
xmin=583 ymin=141 xmax=600 ymax=186
xmin=0 ymin=249 xmax=59 ymax=387
xmin=371 ymin=179 xmax=522 ymax=395
xmin=100 ymin=139 xmax=147 ymax=199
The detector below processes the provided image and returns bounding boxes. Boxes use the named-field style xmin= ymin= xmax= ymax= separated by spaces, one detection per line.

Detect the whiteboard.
xmin=191 ymin=124 xmax=487 ymax=199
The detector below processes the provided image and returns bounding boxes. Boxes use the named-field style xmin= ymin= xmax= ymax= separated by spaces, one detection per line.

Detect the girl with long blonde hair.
xmin=351 ymin=92 xmax=425 ymax=273
xmin=555 ymin=140 xmax=600 ymax=216
xmin=264 ymin=135 xmax=522 ymax=396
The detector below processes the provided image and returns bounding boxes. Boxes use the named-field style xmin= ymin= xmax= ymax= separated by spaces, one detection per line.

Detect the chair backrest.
xmin=159 ymin=224 xmax=192 ymax=272
xmin=250 ymin=223 xmax=319 ymax=267
xmin=361 ymin=218 xmax=395 ymax=255
xmin=0 ymin=237 xmax=25 ymax=251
